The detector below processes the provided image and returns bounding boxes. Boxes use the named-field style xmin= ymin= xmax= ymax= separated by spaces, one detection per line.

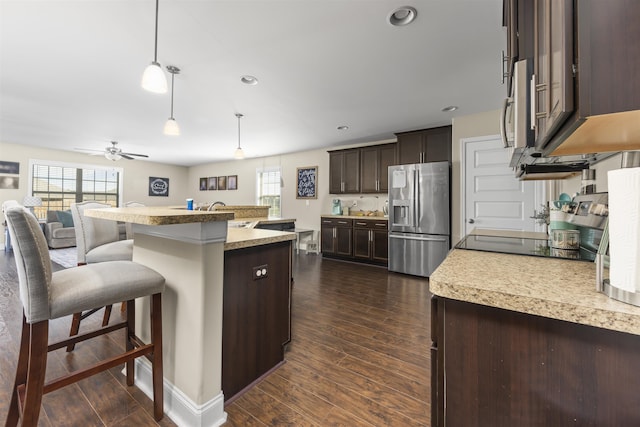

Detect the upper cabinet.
xmin=503 ymin=0 xmax=535 ymax=95
xmin=329 ymin=149 xmax=360 ymax=194
xmin=509 ymin=0 xmax=640 ymax=157
xmin=360 ymin=143 xmax=396 ymax=193
xmin=396 ymin=126 xmax=452 ymax=165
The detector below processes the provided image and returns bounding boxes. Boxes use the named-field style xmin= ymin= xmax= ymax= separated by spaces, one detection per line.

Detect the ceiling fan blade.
xmin=74 ymin=147 xmax=104 ymax=153
xmin=121 ymin=152 xmax=149 ymax=158
xmin=120 ymin=154 xmax=135 ymax=160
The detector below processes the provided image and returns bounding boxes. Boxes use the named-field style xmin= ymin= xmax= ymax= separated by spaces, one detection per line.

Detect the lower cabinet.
xmin=322 ymin=216 xmax=388 ymax=266
xmin=321 ymin=218 xmax=353 ymax=257
xmin=222 ymin=241 xmax=292 ymax=401
xmin=432 ymin=296 xmax=640 ymax=426
xmin=353 ymin=219 xmax=388 ymax=265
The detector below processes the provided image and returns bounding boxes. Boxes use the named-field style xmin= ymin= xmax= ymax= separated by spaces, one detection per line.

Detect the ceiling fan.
xmin=75 ymin=141 xmax=149 ymax=161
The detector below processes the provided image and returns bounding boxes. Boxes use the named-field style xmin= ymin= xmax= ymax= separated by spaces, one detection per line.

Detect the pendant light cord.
xmin=236 ymin=113 xmax=243 ymax=149
xmin=153 ymin=0 xmax=160 ymax=63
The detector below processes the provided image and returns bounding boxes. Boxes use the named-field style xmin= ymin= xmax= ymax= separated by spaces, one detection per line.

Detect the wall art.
xmin=149 ymin=177 xmax=169 ymax=197
xmin=296 ymin=166 xmax=317 ymax=199
xmin=228 ymin=175 xmax=237 ymax=190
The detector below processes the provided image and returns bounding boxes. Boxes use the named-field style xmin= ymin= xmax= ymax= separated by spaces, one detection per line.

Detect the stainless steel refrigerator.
xmin=388 ymin=161 xmax=450 ymax=277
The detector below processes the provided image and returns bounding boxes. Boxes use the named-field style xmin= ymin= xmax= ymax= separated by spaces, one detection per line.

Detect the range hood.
xmin=510 ymin=147 xmax=615 ymax=180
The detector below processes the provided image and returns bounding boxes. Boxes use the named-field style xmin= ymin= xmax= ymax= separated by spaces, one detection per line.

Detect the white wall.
xmin=1 ymin=141 xmax=188 ymax=245
xmin=560 ymin=153 xmax=623 ymax=196
xmin=188 ymin=140 xmax=393 ymax=232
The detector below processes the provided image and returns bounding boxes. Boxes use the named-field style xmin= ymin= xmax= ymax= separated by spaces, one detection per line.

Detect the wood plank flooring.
xmin=0 ymin=250 xmax=431 ymax=426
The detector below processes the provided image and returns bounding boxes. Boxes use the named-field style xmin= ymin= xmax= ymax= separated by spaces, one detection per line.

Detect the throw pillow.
xmin=56 ymin=210 xmax=74 ymax=228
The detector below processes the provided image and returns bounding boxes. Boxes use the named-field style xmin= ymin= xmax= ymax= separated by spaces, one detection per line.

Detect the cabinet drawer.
xmin=353 ymin=219 xmax=388 ymax=229
xmin=321 ymin=217 xmax=352 ymax=227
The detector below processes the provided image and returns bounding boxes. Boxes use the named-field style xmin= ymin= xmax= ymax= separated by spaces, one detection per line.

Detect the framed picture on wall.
xmin=296 ymin=166 xmax=317 ymax=199
xmin=218 ymin=176 xmax=227 ymax=191
xmin=149 ymin=177 xmax=169 ymax=197
xmin=228 ymin=175 xmax=237 ymax=190
xmin=208 ymin=177 xmax=217 ymax=190
xmin=199 ymin=177 xmax=208 ymax=191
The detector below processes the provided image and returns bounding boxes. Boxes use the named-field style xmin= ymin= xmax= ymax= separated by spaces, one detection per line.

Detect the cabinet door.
xmin=397 ymin=132 xmax=424 ymax=165
xmin=378 ymin=144 xmax=397 ymax=192
xmin=371 ymin=228 xmax=389 ymax=263
xmin=424 ymin=127 xmax=452 ymax=163
xmin=342 ymin=149 xmax=360 ymax=193
xmin=353 ymin=226 xmax=371 ymax=259
xmin=360 ymin=146 xmax=379 ymax=193
xmin=329 ymin=152 xmax=344 ymax=194
xmin=335 ymin=225 xmax=353 ymax=256
xmin=533 ymin=0 xmax=549 ymax=143
xmin=546 ymin=0 xmax=573 ymax=136
xmin=321 ymin=223 xmax=335 ymax=254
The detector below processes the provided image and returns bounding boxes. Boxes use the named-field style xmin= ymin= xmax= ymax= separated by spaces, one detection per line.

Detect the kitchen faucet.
xmin=207 ymin=201 xmax=226 ymax=211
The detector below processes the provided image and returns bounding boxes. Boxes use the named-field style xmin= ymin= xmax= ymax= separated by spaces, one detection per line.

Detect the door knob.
xmin=468 ymin=218 xmax=475 ymax=224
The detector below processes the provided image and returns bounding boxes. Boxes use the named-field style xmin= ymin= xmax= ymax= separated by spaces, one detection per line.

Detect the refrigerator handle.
xmin=414 ymin=168 xmax=419 ymax=228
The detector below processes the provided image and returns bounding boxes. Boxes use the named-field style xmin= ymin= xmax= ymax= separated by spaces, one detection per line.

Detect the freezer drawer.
xmin=388 ymin=232 xmax=450 ymax=277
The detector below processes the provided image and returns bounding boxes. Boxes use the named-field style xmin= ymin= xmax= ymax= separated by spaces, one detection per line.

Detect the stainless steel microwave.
xmin=502 ymin=59 xmax=534 ymax=150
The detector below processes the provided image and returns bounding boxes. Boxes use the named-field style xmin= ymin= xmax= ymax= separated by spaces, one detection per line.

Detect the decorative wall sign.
xmin=208 ymin=177 xmax=217 ymax=190
xmin=228 ymin=175 xmax=238 ymax=190
xmin=0 ymin=161 xmax=19 ymax=175
xmin=149 ymin=177 xmax=169 ymax=197
xmin=199 ymin=177 xmax=208 ymax=191
xmin=0 ymin=176 xmax=19 ymax=189
xmin=296 ymin=166 xmax=317 ymax=199
xmin=217 ymin=176 xmax=227 ymax=191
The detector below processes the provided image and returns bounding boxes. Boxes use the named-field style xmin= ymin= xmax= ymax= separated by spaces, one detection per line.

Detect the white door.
xmin=463 ymin=136 xmax=541 ymax=235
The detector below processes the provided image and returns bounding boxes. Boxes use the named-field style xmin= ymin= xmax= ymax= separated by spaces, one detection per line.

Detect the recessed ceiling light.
xmin=240 ymin=75 xmax=258 ymax=85
xmin=442 ymin=105 xmax=459 ymax=112
xmin=389 ymin=6 xmax=417 ymax=26
xmin=337 ymin=126 xmax=349 ymax=131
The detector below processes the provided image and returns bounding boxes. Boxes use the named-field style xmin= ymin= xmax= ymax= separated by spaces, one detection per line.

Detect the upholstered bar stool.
xmin=4 ymin=206 xmax=165 ymax=426
xmin=68 ymin=201 xmax=134 ymax=350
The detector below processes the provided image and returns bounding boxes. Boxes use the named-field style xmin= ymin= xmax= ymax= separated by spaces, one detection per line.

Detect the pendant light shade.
xmin=164 ymin=65 xmax=180 ymax=136
xmin=142 ymin=62 xmax=167 ymax=93
xmin=234 ymin=113 xmax=245 ymax=159
xmin=141 ymin=0 xmax=167 ymax=93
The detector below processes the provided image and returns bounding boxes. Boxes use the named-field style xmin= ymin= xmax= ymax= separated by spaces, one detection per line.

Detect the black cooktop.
xmin=455 ymin=234 xmax=596 ymax=262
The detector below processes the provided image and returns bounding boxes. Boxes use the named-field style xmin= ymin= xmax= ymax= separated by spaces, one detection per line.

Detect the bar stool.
xmin=67 ymin=201 xmax=134 ymax=351
xmin=4 ymin=206 xmax=166 ymax=426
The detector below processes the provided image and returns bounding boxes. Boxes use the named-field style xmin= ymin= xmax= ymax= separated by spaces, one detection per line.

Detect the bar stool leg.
xmin=150 ymin=293 xmax=164 ymax=421
xmin=6 ymin=316 xmax=30 ymax=427
xmin=125 ymin=300 xmax=135 ymax=386
xmin=20 ymin=320 xmax=49 ymax=427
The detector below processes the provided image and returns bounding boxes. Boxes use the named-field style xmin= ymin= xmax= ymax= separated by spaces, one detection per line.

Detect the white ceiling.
xmin=0 ymin=0 xmax=506 ymax=167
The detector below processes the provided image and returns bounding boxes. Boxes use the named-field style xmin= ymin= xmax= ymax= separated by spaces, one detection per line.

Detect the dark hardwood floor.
xmin=1 ymin=250 xmax=431 ymax=426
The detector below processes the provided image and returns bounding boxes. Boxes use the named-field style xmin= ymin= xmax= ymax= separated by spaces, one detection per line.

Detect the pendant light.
xmin=163 ymin=65 xmax=180 ymax=136
xmin=141 ymin=0 xmax=168 ymax=93
xmin=234 ymin=113 xmax=245 ymax=159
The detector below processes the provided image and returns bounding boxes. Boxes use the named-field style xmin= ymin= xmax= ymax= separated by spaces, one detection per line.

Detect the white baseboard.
xmin=130 ymin=359 xmax=227 ymax=427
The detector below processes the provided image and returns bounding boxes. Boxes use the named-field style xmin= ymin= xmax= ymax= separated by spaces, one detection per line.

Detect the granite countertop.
xmin=322 ymin=214 xmax=388 ymax=220
xmin=430 ymin=248 xmax=640 ymax=336
xmin=84 ymin=206 xmax=234 ymax=225
xmin=225 ymin=228 xmax=296 ymax=251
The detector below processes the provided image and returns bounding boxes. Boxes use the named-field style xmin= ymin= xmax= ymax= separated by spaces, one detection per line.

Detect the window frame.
xmin=256 ymin=166 xmax=282 ymax=218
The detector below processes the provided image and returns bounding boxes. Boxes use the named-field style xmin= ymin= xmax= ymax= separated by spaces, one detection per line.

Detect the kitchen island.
xmin=84 ymin=207 xmax=295 ymax=427
xmin=429 ymin=238 xmax=640 ymax=426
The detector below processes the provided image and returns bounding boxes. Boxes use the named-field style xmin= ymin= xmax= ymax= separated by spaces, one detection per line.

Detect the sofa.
xmin=44 ymin=210 xmax=76 ymax=249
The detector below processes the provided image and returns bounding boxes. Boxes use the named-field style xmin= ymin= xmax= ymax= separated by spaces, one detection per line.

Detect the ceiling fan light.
xmin=234 ymin=147 xmax=245 ymax=160
xmin=142 ymin=62 xmax=168 ymax=93
xmin=105 ymin=152 xmax=121 ymax=161
xmin=163 ymin=117 xmax=180 ymax=136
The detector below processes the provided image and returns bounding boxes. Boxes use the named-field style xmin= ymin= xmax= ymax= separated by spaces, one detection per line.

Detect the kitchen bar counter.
xmin=225 ymin=228 xmax=295 ymax=251
xmin=87 ymin=206 xmax=234 ymax=225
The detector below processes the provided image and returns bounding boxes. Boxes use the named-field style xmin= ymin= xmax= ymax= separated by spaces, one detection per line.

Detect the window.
xmin=256 ymin=167 xmax=281 ymax=217
xmin=29 ymin=159 xmax=123 ymax=219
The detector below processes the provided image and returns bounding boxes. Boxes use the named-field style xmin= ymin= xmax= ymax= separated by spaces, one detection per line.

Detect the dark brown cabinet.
xmin=503 ymin=0 xmax=535 ymax=95
xmin=222 ymin=241 xmax=292 ymax=401
xmin=360 ymin=143 xmax=396 ymax=193
xmin=432 ymin=295 xmax=640 ymax=426
xmin=329 ymin=149 xmax=360 ymax=194
xmin=532 ymin=0 xmax=574 ymax=147
xmin=353 ymin=219 xmax=388 ymax=265
xmin=523 ymin=0 xmax=640 ymax=156
xmin=396 ymin=126 xmax=452 ymax=165
xmin=320 ymin=217 xmax=353 ymax=257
